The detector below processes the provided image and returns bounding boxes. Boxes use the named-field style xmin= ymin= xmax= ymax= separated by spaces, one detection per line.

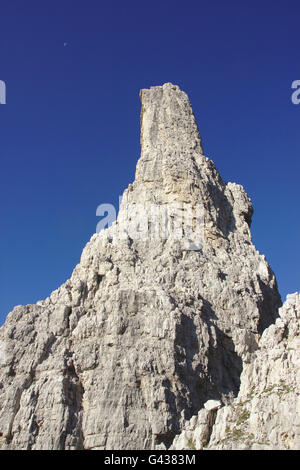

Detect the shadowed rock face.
xmin=0 ymin=83 xmax=281 ymax=450
xmin=171 ymin=293 xmax=300 ymax=451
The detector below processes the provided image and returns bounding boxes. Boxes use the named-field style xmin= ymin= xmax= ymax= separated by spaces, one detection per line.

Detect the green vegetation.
xmin=236 ymin=409 xmax=250 ymax=426
xmin=187 ymin=437 xmax=196 ymax=450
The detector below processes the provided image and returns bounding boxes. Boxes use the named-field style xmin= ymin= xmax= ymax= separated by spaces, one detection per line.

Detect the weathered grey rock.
xmin=171 ymin=293 xmax=300 ymax=450
xmin=0 ymin=83 xmax=282 ymax=450
xmin=204 ymin=399 xmax=222 ymax=411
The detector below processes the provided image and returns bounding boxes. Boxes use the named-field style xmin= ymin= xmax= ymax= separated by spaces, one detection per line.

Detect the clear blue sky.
xmin=0 ymin=0 xmax=299 ymax=325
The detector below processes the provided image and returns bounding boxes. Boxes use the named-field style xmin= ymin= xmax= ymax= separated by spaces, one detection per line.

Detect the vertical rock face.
xmin=171 ymin=293 xmax=300 ymax=450
xmin=0 ymin=83 xmax=282 ymax=450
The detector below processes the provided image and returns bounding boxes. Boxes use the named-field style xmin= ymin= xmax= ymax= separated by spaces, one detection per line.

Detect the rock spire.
xmin=0 ymin=83 xmax=282 ymax=450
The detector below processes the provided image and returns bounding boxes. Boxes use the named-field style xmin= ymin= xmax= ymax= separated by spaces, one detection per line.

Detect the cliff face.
xmin=0 ymin=83 xmax=284 ymax=450
xmin=171 ymin=293 xmax=300 ymax=450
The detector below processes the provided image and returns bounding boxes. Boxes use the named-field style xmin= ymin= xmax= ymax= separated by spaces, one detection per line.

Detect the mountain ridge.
xmin=0 ymin=83 xmax=296 ymax=450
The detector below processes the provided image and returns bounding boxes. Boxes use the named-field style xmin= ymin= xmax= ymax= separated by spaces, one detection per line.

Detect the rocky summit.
xmin=0 ymin=83 xmax=298 ymax=450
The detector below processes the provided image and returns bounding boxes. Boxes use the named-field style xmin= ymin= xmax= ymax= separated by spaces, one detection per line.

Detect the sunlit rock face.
xmin=0 ymin=83 xmax=282 ymax=450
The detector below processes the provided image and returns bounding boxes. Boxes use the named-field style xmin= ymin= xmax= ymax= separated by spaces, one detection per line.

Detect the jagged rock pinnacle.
xmin=0 ymin=84 xmax=283 ymax=450
xmin=138 ymin=83 xmax=203 ymax=178
xmin=136 ymin=83 xmax=206 ymax=197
